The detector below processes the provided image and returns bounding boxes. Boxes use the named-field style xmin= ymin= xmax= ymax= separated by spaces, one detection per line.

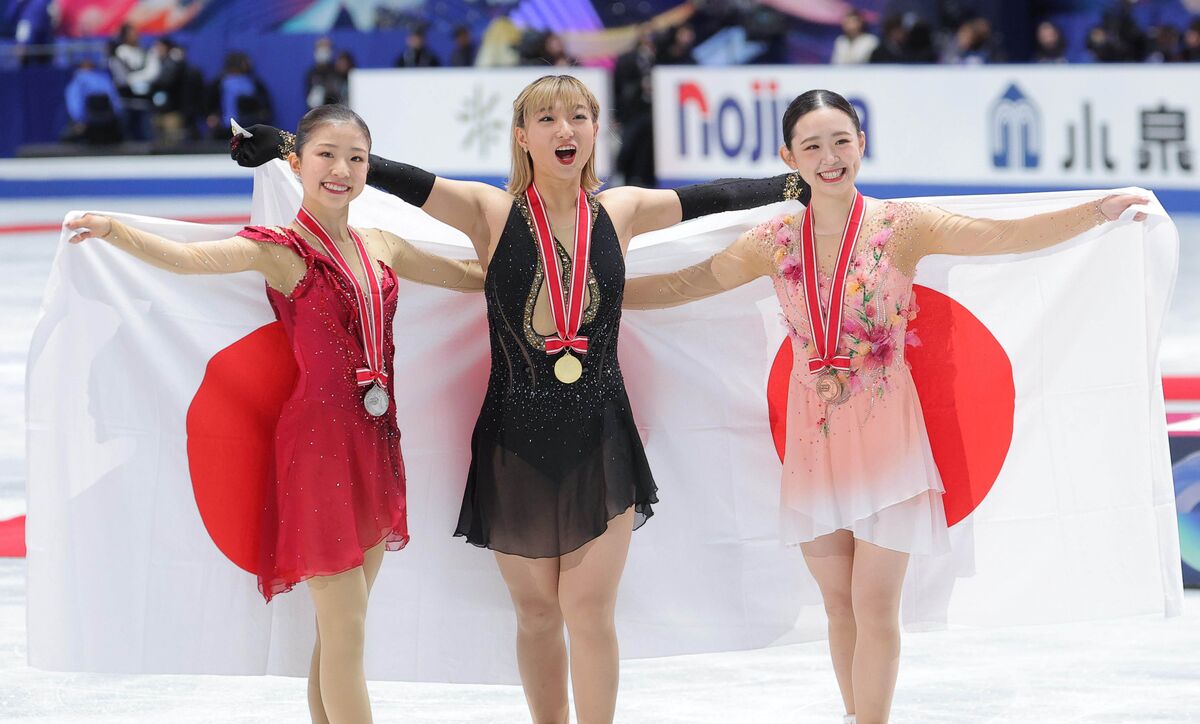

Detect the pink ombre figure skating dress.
xmin=626 ymin=197 xmax=1108 ymax=554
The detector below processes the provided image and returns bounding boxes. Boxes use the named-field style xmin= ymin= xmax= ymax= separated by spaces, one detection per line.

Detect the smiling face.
xmin=289 ymin=122 xmax=370 ymax=212
xmin=779 ymin=106 xmax=866 ymax=200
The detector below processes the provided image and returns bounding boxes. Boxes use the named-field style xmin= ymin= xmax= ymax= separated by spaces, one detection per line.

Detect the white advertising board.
xmin=652 ymin=65 xmax=1200 ymax=192
xmin=351 ymin=67 xmax=612 ymax=181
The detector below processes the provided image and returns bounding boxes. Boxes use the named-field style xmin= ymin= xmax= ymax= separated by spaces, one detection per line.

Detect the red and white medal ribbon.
xmin=525 ymin=184 xmax=591 ymax=357
xmin=295 ymin=207 xmax=388 ymax=389
xmin=801 ymin=191 xmax=865 ymax=375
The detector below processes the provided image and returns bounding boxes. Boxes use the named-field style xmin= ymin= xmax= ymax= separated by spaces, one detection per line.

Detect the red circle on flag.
xmin=767 ymin=285 xmax=1015 ymax=527
xmin=186 ymin=322 xmax=297 ymax=575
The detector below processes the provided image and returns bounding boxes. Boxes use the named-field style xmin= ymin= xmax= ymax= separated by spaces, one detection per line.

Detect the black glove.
xmin=229 ymin=124 xmax=295 ymax=168
xmin=675 ymin=172 xmax=811 ymax=221
xmin=366 ymin=155 xmax=437 ymax=208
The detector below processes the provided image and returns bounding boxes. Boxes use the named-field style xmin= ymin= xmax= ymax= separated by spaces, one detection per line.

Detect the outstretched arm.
xmin=623 ymin=228 xmax=775 ymax=310
xmin=66 ymin=214 xmax=286 ymax=277
xmin=913 ymin=193 xmax=1148 ymax=260
xmin=600 ymin=173 xmax=810 ymax=243
xmin=369 ymin=228 xmax=484 ymax=292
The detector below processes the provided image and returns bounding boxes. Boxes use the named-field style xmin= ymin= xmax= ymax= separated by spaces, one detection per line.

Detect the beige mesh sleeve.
xmin=913 ymin=198 xmax=1108 ymax=259
xmin=374 ymin=229 xmax=483 ymax=292
xmin=623 ymin=226 xmax=776 ymax=310
xmin=102 ymin=218 xmax=300 ymax=282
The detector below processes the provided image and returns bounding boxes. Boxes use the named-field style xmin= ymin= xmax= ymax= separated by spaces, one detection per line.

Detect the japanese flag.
xmin=25 ymin=161 xmax=1182 ymax=683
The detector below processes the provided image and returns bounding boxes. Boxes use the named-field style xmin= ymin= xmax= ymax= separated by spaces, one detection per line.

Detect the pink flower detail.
xmin=774 ymin=225 xmax=795 ymax=247
xmin=868 ymin=227 xmax=893 ymax=248
xmin=842 ymin=315 xmax=867 ymax=338
xmin=863 ymin=326 xmax=895 ymax=371
xmin=779 ymin=254 xmax=803 ymax=283
xmin=905 ymin=330 xmax=922 ymax=348
xmin=864 ymin=302 xmax=877 ymax=319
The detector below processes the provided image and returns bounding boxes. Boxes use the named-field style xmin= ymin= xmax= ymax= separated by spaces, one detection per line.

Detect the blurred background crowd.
xmin=2 ymin=0 xmax=1198 ymax=166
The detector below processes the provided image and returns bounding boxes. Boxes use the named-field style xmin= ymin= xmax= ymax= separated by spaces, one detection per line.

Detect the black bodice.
xmin=455 ymin=195 xmax=657 ymax=558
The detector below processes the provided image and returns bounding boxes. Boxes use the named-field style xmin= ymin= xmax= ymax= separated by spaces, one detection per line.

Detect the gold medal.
xmin=554 ymin=351 xmax=583 ymax=384
xmin=815 ymin=370 xmax=846 ymax=404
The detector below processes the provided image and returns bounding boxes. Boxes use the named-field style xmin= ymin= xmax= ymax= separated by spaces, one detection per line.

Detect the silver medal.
xmin=363 ymin=383 xmax=389 ymax=417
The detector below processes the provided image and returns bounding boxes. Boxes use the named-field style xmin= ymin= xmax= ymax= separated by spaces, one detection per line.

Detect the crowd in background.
xmin=35 ymin=2 xmax=1200 ymax=161
xmin=830 ymin=6 xmax=1200 ymax=65
xmin=64 ymin=23 xmax=272 ymax=146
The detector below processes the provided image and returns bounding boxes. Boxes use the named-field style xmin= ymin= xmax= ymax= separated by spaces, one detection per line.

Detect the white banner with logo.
xmin=653 ymin=65 xmax=1200 ymax=191
xmin=350 ymin=67 xmax=612 ymax=180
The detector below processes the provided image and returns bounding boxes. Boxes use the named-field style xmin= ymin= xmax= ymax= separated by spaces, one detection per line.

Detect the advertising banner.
xmin=352 ymin=68 xmax=612 ymax=182
xmin=653 ymin=65 xmax=1200 ymax=195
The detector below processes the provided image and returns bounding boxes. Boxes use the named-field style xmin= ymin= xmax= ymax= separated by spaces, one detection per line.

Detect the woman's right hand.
xmin=229 ymin=124 xmax=292 ymax=167
xmin=65 ymin=214 xmax=113 ymax=244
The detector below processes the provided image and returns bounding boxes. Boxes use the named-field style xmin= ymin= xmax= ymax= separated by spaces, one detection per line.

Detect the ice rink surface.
xmin=0 ymin=195 xmax=1197 ymax=723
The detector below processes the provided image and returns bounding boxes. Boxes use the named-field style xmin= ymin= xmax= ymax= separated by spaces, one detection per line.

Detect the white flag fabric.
xmin=26 ymin=160 xmax=1182 ymax=683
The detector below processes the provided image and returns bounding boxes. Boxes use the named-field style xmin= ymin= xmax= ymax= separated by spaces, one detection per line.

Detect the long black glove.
xmin=229 ymin=124 xmax=295 ymax=168
xmin=675 ymin=172 xmax=810 ymax=221
xmin=230 ymin=124 xmax=436 ymax=208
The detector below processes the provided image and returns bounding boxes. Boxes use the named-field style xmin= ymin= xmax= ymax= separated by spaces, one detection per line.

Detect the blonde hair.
xmin=507 ymin=75 xmax=602 ymax=195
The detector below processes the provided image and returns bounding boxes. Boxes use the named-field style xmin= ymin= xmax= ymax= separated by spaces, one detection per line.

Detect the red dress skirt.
xmin=237 ymin=226 xmax=408 ymax=602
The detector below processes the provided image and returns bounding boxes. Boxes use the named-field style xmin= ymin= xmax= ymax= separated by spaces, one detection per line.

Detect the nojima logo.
xmin=677 ymin=80 xmax=871 ymax=163
xmin=677 ymin=79 xmax=787 ymax=162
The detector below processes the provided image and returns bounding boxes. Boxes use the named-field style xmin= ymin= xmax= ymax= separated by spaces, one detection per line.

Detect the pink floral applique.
xmin=779 ymin=254 xmax=803 ymax=283
xmin=868 ymin=227 xmax=893 ymax=249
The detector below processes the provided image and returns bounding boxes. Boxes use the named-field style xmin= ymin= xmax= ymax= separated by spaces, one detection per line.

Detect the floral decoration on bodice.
xmin=753 ymin=201 xmax=924 ymax=407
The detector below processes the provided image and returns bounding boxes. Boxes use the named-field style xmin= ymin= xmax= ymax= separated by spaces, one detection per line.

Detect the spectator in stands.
xmin=658 ymin=24 xmax=696 ymax=65
xmin=541 ymin=32 xmax=576 ymax=67
xmin=904 ymin=19 xmax=939 ymax=62
xmin=869 ymin=14 xmax=907 ymax=63
xmin=1033 ymin=21 xmax=1067 ymax=63
xmin=831 ymin=10 xmax=879 ymax=65
xmin=305 ymin=37 xmax=341 ymax=108
xmin=1146 ymin=24 xmax=1182 ymax=63
xmin=1086 ymin=25 xmax=1125 ymax=62
xmin=613 ymin=30 xmax=657 ymax=187
xmin=108 ymin=24 xmax=144 ymax=93
xmin=1184 ymin=19 xmax=1200 ymax=61
xmin=943 ymin=17 xmax=1000 ymax=64
xmin=450 ymin=24 xmax=477 ymax=67
xmin=395 ymin=26 xmax=441 ymax=67
xmin=476 ymin=15 xmax=521 ymax=67
xmin=8 ymin=0 xmax=55 ymax=66
xmin=62 ymin=57 xmax=123 ymax=145
xmin=206 ymin=51 xmax=273 ymax=140
xmin=331 ymin=51 xmax=355 ymax=105
xmin=1101 ymin=0 xmax=1148 ymax=61
xmin=148 ymin=38 xmax=191 ymax=145
xmin=109 ymin=23 xmax=154 ymax=140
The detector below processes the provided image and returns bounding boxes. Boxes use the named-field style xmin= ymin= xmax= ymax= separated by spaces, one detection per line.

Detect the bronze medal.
xmin=815 ymin=371 xmax=846 ymax=404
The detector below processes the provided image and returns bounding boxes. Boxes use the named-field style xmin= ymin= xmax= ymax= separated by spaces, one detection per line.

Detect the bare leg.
xmin=307 ymin=543 xmax=386 ymax=724
xmin=849 ymin=539 xmax=909 ymax=724
xmin=801 ymin=530 xmax=857 ymax=718
xmin=558 ymin=508 xmax=635 ymax=724
xmin=494 ymin=551 xmax=569 ymax=724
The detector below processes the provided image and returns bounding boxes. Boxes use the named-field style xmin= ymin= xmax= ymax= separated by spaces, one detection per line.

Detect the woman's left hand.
xmin=1099 ymin=194 xmax=1151 ymax=222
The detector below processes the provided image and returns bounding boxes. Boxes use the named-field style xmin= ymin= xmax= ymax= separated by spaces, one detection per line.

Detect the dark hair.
xmin=295 ymin=104 xmax=372 ymax=155
xmin=781 ymin=89 xmax=861 ymax=147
